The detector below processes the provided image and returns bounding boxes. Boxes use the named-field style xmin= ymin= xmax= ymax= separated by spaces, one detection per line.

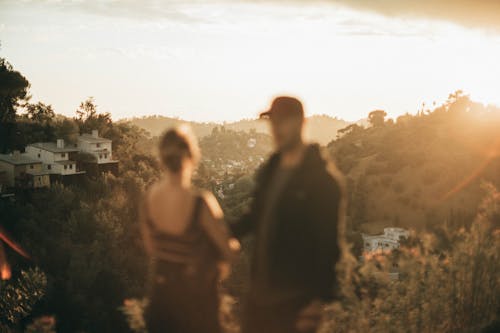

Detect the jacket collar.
xmin=265 ymin=143 xmax=325 ymax=177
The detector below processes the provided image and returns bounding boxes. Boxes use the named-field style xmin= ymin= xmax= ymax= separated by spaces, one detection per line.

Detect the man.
xmin=231 ymin=96 xmax=345 ymax=333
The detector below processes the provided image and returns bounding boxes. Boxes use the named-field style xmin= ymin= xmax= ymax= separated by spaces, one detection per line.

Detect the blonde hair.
xmin=158 ymin=125 xmax=200 ymax=173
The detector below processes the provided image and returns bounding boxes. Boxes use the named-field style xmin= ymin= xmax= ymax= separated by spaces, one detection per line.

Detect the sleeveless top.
xmin=144 ymin=194 xmax=220 ymax=271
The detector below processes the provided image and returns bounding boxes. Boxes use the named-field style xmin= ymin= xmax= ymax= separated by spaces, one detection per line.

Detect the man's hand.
xmin=295 ymin=300 xmax=324 ymax=333
xmin=217 ymin=262 xmax=231 ymax=281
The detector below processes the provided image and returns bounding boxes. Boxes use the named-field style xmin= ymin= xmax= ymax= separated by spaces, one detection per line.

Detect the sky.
xmin=1 ymin=0 xmax=500 ymax=122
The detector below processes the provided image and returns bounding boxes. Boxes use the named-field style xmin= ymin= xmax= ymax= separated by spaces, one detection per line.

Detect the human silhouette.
xmin=140 ymin=126 xmax=239 ymax=333
xmin=231 ymin=96 xmax=344 ymax=333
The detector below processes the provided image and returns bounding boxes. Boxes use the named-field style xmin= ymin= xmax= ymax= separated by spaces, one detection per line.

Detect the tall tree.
xmin=368 ymin=109 xmax=387 ymax=127
xmin=75 ymin=97 xmax=112 ymax=135
xmin=0 ymin=58 xmax=31 ymax=152
xmin=25 ymin=102 xmax=55 ymax=124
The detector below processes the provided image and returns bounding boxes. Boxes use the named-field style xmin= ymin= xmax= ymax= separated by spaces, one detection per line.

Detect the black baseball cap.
xmin=259 ymin=96 xmax=304 ymax=120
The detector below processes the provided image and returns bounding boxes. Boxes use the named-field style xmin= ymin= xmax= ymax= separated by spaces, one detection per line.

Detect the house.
xmin=0 ymin=170 xmax=8 ymax=192
xmin=77 ymin=130 xmax=119 ymax=176
xmin=0 ymin=151 xmax=50 ymax=189
xmin=0 ymin=170 xmax=15 ymax=198
xmin=384 ymin=227 xmax=410 ymax=241
xmin=25 ymin=139 xmax=85 ymax=184
xmin=362 ymin=227 xmax=409 ymax=253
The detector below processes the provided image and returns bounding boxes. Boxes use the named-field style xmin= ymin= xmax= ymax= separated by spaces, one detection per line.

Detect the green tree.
xmin=75 ymin=97 xmax=112 ymax=135
xmin=337 ymin=124 xmax=362 ymax=138
xmin=25 ymin=102 xmax=55 ymax=124
xmin=0 ymin=58 xmax=31 ymax=152
xmin=53 ymin=116 xmax=79 ymax=143
xmin=0 ymin=268 xmax=47 ymax=330
xmin=368 ymin=109 xmax=387 ymax=127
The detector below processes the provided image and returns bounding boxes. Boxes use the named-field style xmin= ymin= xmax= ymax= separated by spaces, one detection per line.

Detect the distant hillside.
xmin=328 ymin=92 xmax=500 ymax=233
xmin=119 ymin=116 xmax=217 ymax=138
xmin=122 ymin=114 xmax=350 ymax=145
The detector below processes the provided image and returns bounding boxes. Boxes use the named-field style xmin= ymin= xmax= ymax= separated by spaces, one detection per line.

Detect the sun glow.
xmin=2 ymin=2 xmax=500 ymax=121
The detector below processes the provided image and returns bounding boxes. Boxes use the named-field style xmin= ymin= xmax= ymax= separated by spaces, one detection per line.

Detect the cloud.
xmin=4 ymin=0 xmax=500 ymax=33
xmin=328 ymin=0 xmax=500 ymax=31
xmin=0 ymin=0 xmax=216 ymax=23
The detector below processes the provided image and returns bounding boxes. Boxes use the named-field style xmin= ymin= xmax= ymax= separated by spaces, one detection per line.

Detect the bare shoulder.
xmin=145 ymin=181 xmax=162 ymax=204
xmin=149 ymin=178 xmax=177 ymax=200
xmin=198 ymin=190 xmax=223 ymax=219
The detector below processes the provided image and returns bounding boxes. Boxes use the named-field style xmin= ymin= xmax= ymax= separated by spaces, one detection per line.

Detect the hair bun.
xmin=159 ymin=126 xmax=200 ymax=173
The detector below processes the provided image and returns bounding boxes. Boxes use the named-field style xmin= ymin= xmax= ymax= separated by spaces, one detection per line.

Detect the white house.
xmin=25 ymin=139 xmax=84 ymax=176
xmin=77 ymin=130 xmax=119 ymax=175
xmin=0 ymin=151 xmax=50 ymax=188
xmin=384 ymin=228 xmax=410 ymax=241
xmin=362 ymin=227 xmax=409 ymax=253
xmin=77 ymin=130 xmax=115 ymax=164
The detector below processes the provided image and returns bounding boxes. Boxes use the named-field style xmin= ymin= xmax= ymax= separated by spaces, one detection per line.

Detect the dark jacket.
xmin=231 ymin=144 xmax=344 ymax=302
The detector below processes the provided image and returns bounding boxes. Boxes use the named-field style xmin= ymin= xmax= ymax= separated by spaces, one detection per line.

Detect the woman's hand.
xmin=228 ymin=237 xmax=241 ymax=260
xmin=217 ymin=262 xmax=231 ymax=281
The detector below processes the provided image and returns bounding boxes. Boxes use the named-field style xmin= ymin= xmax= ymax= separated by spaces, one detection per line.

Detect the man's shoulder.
xmin=255 ymin=151 xmax=280 ymax=181
xmin=304 ymin=143 xmax=344 ymax=191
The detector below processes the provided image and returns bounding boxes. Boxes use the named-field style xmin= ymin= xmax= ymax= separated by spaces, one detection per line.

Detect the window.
xmin=30 ymin=164 xmax=34 ymax=169
xmin=69 ymin=164 xmax=73 ymax=169
xmin=99 ymin=154 xmax=102 ymax=159
xmin=61 ymin=153 xmax=66 ymax=158
xmin=47 ymin=164 xmax=51 ymax=170
xmin=37 ymin=153 xmax=41 ymax=158
xmin=104 ymin=154 xmax=108 ymax=158
xmin=64 ymin=165 xmax=67 ymax=170
xmin=96 ymin=143 xmax=101 ymax=148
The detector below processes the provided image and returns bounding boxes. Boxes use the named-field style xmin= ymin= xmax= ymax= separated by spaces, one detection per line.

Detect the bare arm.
xmin=199 ymin=192 xmax=240 ymax=262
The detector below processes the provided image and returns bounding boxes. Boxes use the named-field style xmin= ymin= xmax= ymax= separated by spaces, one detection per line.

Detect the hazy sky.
xmin=1 ymin=0 xmax=500 ymax=122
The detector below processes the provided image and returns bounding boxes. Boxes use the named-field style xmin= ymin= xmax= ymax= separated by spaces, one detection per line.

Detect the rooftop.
xmin=0 ymin=153 xmax=42 ymax=166
xmin=29 ymin=142 xmax=79 ymax=153
xmin=78 ymin=133 xmax=112 ymax=143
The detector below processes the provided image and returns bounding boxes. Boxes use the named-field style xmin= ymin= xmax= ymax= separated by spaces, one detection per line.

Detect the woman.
xmin=140 ymin=125 xmax=239 ymax=333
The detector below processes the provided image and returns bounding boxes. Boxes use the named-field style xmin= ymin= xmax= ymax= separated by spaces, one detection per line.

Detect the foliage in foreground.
xmin=121 ymin=185 xmax=499 ymax=333
xmin=0 ymin=268 xmax=47 ymax=330
xmin=321 ymin=184 xmax=500 ymax=333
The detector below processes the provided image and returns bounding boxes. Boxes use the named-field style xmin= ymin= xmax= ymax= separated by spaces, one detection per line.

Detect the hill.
xmin=122 ymin=114 xmax=350 ymax=145
xmin=328 ymin=91 xmax=500 ymax=233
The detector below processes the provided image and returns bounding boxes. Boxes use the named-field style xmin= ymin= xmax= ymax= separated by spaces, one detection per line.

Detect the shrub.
xmin=0 ymin=268 xmax=47 ymax=327
xmin=320 ymin=184 xmax=500 ymax=332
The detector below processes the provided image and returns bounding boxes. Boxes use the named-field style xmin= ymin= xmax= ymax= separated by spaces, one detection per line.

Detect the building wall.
xmin=25 ymin=146 xmax=70 ymax=164
xmin=25 ymin=146 xmax=79 ymax=175
xmin=14 ymin=164 xmax=36 ymax=179
xmin=363 ymin=236 xmax=400 ymax=252
xmin=77 ymin=140 xmax=113 ymax=164
xmin=384 ymin=228 xmax=409 ymax=240
xmin=32 ymin=174 xmax=50 ymax=188
xmin=58 ymin=163 xmax=77 ymax=175
xmin=0 ymin=161 xmax=15 ymax=186
xmin=96 ymin=143 xmax=113 ymax=164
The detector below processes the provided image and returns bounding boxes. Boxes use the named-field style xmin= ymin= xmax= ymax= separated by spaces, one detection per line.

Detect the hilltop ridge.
xmin=121 ymin=114 xmax=352 ymax=145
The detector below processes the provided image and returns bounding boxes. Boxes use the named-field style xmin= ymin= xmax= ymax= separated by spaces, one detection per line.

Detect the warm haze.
xmin=1 ymin=2 xmax=500 ymax=332
xmin=1 ymin=0 xmax=500 ymax=122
